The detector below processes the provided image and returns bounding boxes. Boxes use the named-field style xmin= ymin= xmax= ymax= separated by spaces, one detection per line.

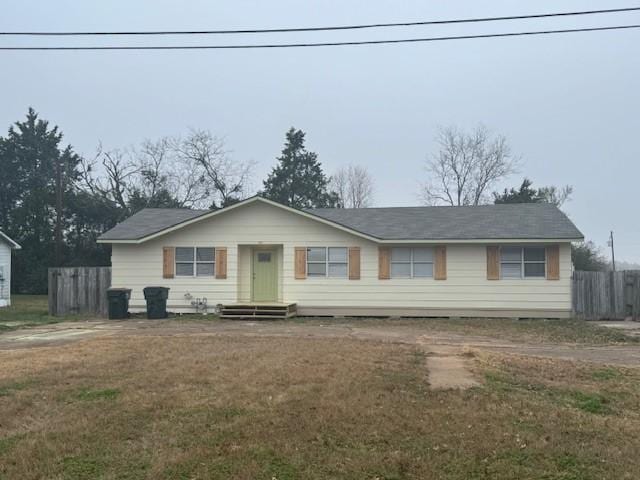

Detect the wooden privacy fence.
xmin=48 ymin=267 xmax=111 ymax=316
xmin=47 ymin=266 xmax=640 ymax=320
xmin=572 ymin=270 xmax=640 ymax=320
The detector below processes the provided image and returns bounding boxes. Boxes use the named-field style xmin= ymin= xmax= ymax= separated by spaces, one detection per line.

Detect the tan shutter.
xmin=434 ymin=245 xmax=447 ymax=280
xmin=215 ymin=247 xmax=227 ymax=279
xmin=378 ymin=247 xmax=390 ymax=280
xmin=486 ymin=246 xmax=500 ymax=280
xmin=546 ymin=245 xmax=560 ymax=280
xmin=295 ymin=247 xmax=307 ymax=279
xmin=163 ymin=247 xmax=175 ymax=279
xmin=348 ymin=247 xmax=361 ymax=280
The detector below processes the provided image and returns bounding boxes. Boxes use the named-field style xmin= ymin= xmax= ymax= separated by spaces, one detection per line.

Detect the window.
xmin=306 ymin=247 xmax=348 ymax=278
xmin=175 ymin=247 xmax=215 ymax=277
xmin=500 ymin=246 xmax=545 ymax=279
xmin=257 ymin=252 xmax=271 ymax=262
xmin=391 ymin=247 xmax=433 ymax=278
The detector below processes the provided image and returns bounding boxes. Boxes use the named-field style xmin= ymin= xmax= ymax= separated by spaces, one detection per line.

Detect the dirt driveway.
xmin=2 ymin=318 xmax=640 ymax=368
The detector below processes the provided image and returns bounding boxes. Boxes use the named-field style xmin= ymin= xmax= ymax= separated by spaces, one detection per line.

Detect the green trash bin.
xmin=107 ymin=288 xmax=131 ymax=320
xmin=143 ymin=286 xmax=170 ymax=319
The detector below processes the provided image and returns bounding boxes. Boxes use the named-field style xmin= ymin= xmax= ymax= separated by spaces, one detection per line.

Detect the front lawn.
xmin=0 ymin=295 xmax=61 ymax=331
xmin=1 ymin=334 xmax=639 ymax=479
xmin=299 ymin=316 xmax=638 ymax=345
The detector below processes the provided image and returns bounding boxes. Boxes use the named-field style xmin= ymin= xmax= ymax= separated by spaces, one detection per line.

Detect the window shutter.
xmin=486 ymin=246 xmax=500 ymax=280
xmin=215 ymin=247 xmax=227 ymax=279
xmin=163 ymin=247 xmax=175 ymax=279
xmin=546 ymin=245 xmax=560 ymax=280
xmin=378 ymin=247 xmax=390 ymax=280
xmin=295 ymin=247 xmax=307 ymax=279
xmin=434 ymin=245 xmax=447 ymax=280
xmin=348 ymin=247 xmax=361 ymax=280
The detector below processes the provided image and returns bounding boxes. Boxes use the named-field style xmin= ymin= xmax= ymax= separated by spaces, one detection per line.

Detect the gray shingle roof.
xmin=308 ymin=203 xmax=583 ymax=240
xmin=98 ymin=199 xmax=583 ymax=242
xmin=98 ymin=208 xmax=210 ymax=241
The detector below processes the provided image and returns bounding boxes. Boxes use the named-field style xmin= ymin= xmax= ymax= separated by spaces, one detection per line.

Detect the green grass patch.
xmin=73 ymin=388 xmax=121 ymax=401
xmin=570 ymin=391 xmax=610 ymax=414
xmin=0 ymin=295 xmax=71 ymax=330
xmin=591 ymin=367 xmax=622 ymax=381
xmin=484 ymin=368 xmax=612 ymax=415
xmin=0 ymin=434 xmax=24 ymax=455
xmin=251 ymin=447 xmax=300 ymax=480
xmin=62 ymin=455 xmax=106 ymax=479
xmin=0 ymin=379 xmax=36 ymax=397
xmin=552 ymin=452 xmax=597 ymax=480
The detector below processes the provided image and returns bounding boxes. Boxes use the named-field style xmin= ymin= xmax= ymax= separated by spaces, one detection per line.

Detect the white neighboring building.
xmin=0 ymin=231 xmax=21 ymax=307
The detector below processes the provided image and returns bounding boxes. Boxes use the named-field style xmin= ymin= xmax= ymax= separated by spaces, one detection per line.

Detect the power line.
xmin=0 ymin=24 xmax=638 ymax=50
xmin=2 ymin=6 xmax=640 ymax=36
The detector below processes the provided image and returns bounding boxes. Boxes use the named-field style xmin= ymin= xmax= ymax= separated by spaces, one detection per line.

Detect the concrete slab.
xmin=426 ymin=355 xmax=479 ymax=390
xmin=13 ymin=329 xmax=97 ymax=342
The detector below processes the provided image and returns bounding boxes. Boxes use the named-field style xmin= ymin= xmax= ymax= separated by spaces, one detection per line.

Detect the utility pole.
xmin=55 ymin=157 xmax=64 ymax=267
xmin=608 ymin=231 xmax=616 ymax=271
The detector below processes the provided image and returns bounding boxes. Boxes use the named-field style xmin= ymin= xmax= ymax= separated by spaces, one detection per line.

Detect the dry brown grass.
xmin=1 ymin=335 xmax=639 ymax=479
xmin=297 ymin=316 xmax=639 ymax=345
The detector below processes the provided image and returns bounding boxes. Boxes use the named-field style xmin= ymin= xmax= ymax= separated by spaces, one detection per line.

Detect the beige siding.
xmin=237 ymin=245 xmax=251 ymax=302
xmin=111 ymin=201 xmax=573 ymax=315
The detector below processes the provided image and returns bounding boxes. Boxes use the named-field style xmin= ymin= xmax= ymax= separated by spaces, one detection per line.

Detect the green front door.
xmin=252 ymin=249 xmax=278 ymax=302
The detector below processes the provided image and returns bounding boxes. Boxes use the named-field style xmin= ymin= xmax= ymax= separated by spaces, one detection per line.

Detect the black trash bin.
xmin=107 ymin=288 xmax=131 ymax=320
xmin=143 ymin=286 xmax=170 ymax=319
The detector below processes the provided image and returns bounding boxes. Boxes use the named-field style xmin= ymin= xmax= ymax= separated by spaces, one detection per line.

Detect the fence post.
xmin=48 ymin=268 xmax=58 ymax=316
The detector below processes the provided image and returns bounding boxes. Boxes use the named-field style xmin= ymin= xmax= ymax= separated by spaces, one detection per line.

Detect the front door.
xmin=252 ymin=249 xmax=278 ymax=302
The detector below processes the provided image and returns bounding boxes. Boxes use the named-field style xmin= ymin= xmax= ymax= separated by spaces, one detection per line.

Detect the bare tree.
xmin=174 ymin=129 xmax=255 ymax=208
xmin=331 ymin=164 xmax=374 ymax=208
xmin=134 ymin=137 xmax=209 ymax=208
xmin=80 ymin=145 xmax=140 ymax=211
xmin=538 ymin=184 xmax=573 ymax=207
xmin=421 ymin=125 xmax=518 ymax=206
xmin=80 ymin=129 xmax=255 ymax=212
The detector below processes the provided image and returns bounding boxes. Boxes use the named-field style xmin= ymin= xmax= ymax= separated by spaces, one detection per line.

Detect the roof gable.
xmin=97 ymin=197 xmax=381 ymax=244
xmin=0 ymin=231 xmax=21 ymax=249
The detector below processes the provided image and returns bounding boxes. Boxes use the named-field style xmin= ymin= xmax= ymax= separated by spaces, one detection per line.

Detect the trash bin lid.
xmin=107 ymin=288 xmax=132 ymax=296
xmin=143 ymin=286 xmax=170 ymax=298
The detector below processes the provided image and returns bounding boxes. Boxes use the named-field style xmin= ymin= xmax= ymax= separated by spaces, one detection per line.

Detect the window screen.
xmin=390 ymin=247 xmax=434 ymax=278
xmin=175 ymin=247 xmax=215 ymax=277
xmin=306 ymin=247 xmax=348 ymax=278
xmin=500 ymin=246 xmax=546 ymax=279
xmin=523 ymin=247 xmax=545 ymax=277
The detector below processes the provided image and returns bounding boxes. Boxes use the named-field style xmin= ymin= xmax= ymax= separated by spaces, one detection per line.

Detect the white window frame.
xmin=175 ymin=247 xmax=216 ymax=277
xmin=306 ymin=247 xmax=349 ymax=278
xmin=500 ymin=246 xmax=546 ymax=279
xmin=390 ymin=247 xmax=434 ymax=279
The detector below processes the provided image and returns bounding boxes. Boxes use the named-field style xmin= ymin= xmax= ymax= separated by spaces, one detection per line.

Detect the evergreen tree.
xmin=262 ymin=128 xmax=338 ymax=209
xmin=572 ymin=241 xmax=608 ymax=271
xmin=493 ymin=178 xmax=543 ymax=204
xmin=493 ymin=178 xmax=573 ymax=207
xmin=0 ymin=108 xmax=81 ymax=293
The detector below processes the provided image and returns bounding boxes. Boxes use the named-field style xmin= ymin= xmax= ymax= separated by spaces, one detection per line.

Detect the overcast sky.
xmin=2 ymin=1 xmax=639 ymax=262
